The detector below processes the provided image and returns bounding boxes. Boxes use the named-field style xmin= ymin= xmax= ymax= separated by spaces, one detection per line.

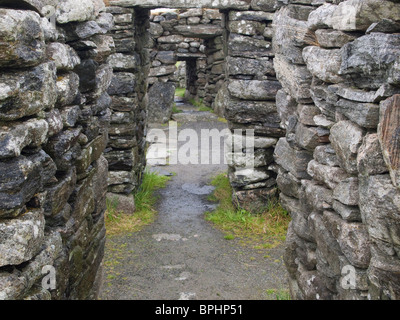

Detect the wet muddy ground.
xmin=100 ymin=105 xmax=289 ymax=300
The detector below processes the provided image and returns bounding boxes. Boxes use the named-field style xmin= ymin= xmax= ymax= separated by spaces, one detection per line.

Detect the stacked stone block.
xmin=105 ymin=5 xmax=149 ymax=195
xmin=0 ymin=0 xmax=114 ymax=299
xmin=147 ymin=8 xmax=224 ymax=122
xmin=223 ymin=7 xmax=285 ymax=212
xmin=272 ymin=0 xmax=400 ymax=300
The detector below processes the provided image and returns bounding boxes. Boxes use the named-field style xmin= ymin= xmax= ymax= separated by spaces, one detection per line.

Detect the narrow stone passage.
xmin=100 ymin=104 xmax=288 ymax=300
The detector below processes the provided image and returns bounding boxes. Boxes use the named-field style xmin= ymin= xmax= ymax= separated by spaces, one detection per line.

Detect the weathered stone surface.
xmin=303 ymin=180 xmax=333 ymax=211
xmin=107 ymin=72 xmax=136 ymax=95
xmin=303 ymin=46 xmax=343 ymax=84
xmin=228 ymin=34 xmax=272 ymax=58
xmin=333 ymin=177 xmax=359 ymax=206
xmin=43 ymin=168 xmax=77 ymax=217
xmin=274 ymin=138 xmax=313 ymax=179
xmin=273 ymin=7 xmax=310 ymax=65
xmin=227 ymin=57 xmax=275 ymax=78
xmin=333 ymin=200 xmax=361 ymax=222
xmin=313 ymin=144 xmax=340 ymax=167
xmin=330 ymin=0 xmax=400 ymax=31
xmin=148 ymin=82 xmax=176 ymax=123
xmin=295 ymin=124 xmax=329 ymax=152
xmin=336 ymin=99 xmax=380 ymax=129
xmin=276 ymin=171 xmax=301 ymax=199
xmin=228 ymin=20 xmax=265 ymax=36
xmin=314 ymin=29 xmax=357 ymax=49
xmin=359 ymin=174 xmax=400 ymax=258
xmin=0 ymin=151 xmax=56 ymax=213
xmin=0 ymin=210 xmax=45 ymax=267
xmin=307 ymin=3 xmax=336 ymax=30
xmin=227 ymin=79 xmax=281 ymax=101
xmin=330 ymin=120 xmax=365 ymax=174
xmin=46 ymin=42 xmax=81 ymax=71
xmin=357 ymin=133 xmax=388 ymax=176
xmin=276 ymin=89 xmax=297 ymax=129
xmin=229 ymin=10 xmax=274 ymax=22
xmin=56 ymin=72 xmax=80 ymax=107
xmin=56 ymin=0 xmax=95 ymax=24
xmin=378 ymin=95 xmax=400 ymax=189
xmin=323 ymin=211 xmax=371 ymax=269
xmin=149 ymin=65 xmax=176 ymax=77
xmin=0 ymin=62 xmax=57 ymax=121
xmin=229 ymin=167 xmax=271 ymax=188
xmin=0 ymin=9 xmax=45 ymax=68
xmin=0 ymin=119 xmax=49 ymax=159
xmin=307 ymin=160 xmax=348 ymax=190
xmin=340 ymin=33 xmax=400 ymax=89
xmin=173 ymin=25 xmax=223 ymax=38
xmin=297 ymin=104 xmax=320 ymax=126
xmin=107 ymin=53 xmax=138 ymax=71
xmin=274 ymin=54 xmax=312 ymax=104
xmin=224 ymin=97 xmax=278 ymax=124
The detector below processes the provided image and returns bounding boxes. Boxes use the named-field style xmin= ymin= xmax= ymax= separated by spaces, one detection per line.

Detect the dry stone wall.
xmin=0 ymin=0 xmax=400 ymax=301
xmin=0 ymin=0 xmax=114 ymax=299
xmin=147 ymin=8 xmax=224 ymax=122
xmin=272 ymin=0 xmax=400 ymax=300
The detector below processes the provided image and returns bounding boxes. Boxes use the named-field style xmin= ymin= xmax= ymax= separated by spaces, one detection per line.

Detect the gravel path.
xmin=100 ymin=107 xmax=289 ymax=300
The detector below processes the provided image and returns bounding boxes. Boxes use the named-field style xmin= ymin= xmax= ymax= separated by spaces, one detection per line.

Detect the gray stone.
xmin=378 ymin=95 xmax=400 ymax=189
xmin=0 ymin=210 xmax=45 ymax=267
xmin=302 ymin=180 xmax=333 ymax=211
xmin=359 ymin=174 xmax=400 ymax=258
xmin=295 ymin=123 xmax=329 ymax=152
xmin=330 ymin=120 xmax=365 ymax=174
xmin=56 ymin=0 xmax=95 ymax=24
xmin=274 ymin=138 xmax=313 ymax=179
xmin=229 ymin=167 xmax=271 ymax=188
xmin=307 ymin=3 xmax=336 ymax=30
xmin=229 ymin=10 xmax=274 ymax=22
xmin=0 ymin=119 xmax=49 ymax=159
xmin=0 ymin=9 xmax=45 ymax=68
xmin=331 ymin=0 xmax=400 ymax=31
xmin=274 ymin=54 xmax=313 ymax=104
xmin=313 ymin=145 xmax=340 ymax=167
xmin=336 ymin=99 xmax=380 ymax=129
xmin=173 ymin=25 xmax=223 ymax=38
xmin=46 ymin=42 xmax=81 ymax=71
xmin=148 ymin=82 xmax=176 ymax=123
xmin=228 ymin=34 xmax=272 ymax=58
xmin=314 ymin=29 xmax=357 ymax=49
xmin=303 ymin=46 xmax=343 ymax=84
xmin=307 ymin=160 xmax=349 ymax=190
xmin=149 ymin=65 xmax=176 ymax=77
xmin=227 ymin=57 xmax=275 ymax=78
xmin=276 ymin=89 xmax=297 ymax=129
xmin=228 ymin=20 xmax=265 ymax=36
xmin=107 ymin=72 xmax=136 ymax=95
xmin=227 ymin=79 xmax=281 ymax=101
xmin=224 ymin=97 xmax=278 ymax=124
xmin=297 ymin=104 xmax=320 ymax=126
xmin=56 ymin=72 xmax=80 ymax=107
xmin=107 ymin=53 xmax=138 ymax=71
xmin=340 ymin=33 xmax=400 ymax=89
xmin=333 ymin=177 xmax=359 ymax=206
xmin=276 ymin=171 xmax=301 ymax=199
xmin=333 ymin=200 xmax=361 ymax=222
xmin=357 ymin=133 xmax=388 ymax=176
xmin=0 ymin=62 xmax=57 ymax=121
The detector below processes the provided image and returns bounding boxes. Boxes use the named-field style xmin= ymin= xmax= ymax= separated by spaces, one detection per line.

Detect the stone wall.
xmin=222 ymin=7 xmax=284 ymax=212
xmin=272 ymin=0 xmax=400 ymax=300
xmin=147 ymin=8 xmax=224 ymax=122
xmin=0 ymin=0 xmax=114 ymax=299
xmin=104 ymin=6 xmax=149 ymax=195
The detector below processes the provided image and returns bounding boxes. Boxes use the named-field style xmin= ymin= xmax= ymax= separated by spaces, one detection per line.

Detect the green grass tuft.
xmin=175 ymin=87 xmax=186 ymax=98
xmin=105 ymin=170 xmax=171 ymax=236
xmin=205 ymin=173 xmax=291 ymax=251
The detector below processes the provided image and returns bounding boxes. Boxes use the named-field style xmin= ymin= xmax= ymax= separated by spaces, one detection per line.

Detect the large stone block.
xmin=0 ymin=210 xmax=45 ymax=267
xmin=0 ymin=9 xmax=45 ymax=68
xmin=46 ymin=42 xmax=81 ymax=71
xmin=357 ymin=134 xmax=388 ymax=176
xmin=0 ymin=62 xmax=57 ymax=121
xmin=0 ymin=119 xmax=49 ymax=159
xmin=378 ymin=95 xmax=400 ymax=189
xmin=0 ymin=151 xmax=56 ymax=214
xmin=147 ymin=82 xmax=175 ymax=123
xmin=227 ymin=79 xmax=281 ymax=101
xmin=359 ymin=174 xmax=400 ymax=258
xmin=274 ymin=138 xmax=313 ymax=179
xmin=330 ymin=120 xmax=365 ymax=174
xmin=56 ymin=0 xmax=95 ymax=24
xmin=274 ymin=54 xmax=313 ymax=104
xmin=340 ymin=33 xmax=400 ymax=90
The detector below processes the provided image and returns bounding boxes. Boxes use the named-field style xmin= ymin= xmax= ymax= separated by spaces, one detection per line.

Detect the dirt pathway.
xmin=100 ymin=104 xmax=289 ymax=300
